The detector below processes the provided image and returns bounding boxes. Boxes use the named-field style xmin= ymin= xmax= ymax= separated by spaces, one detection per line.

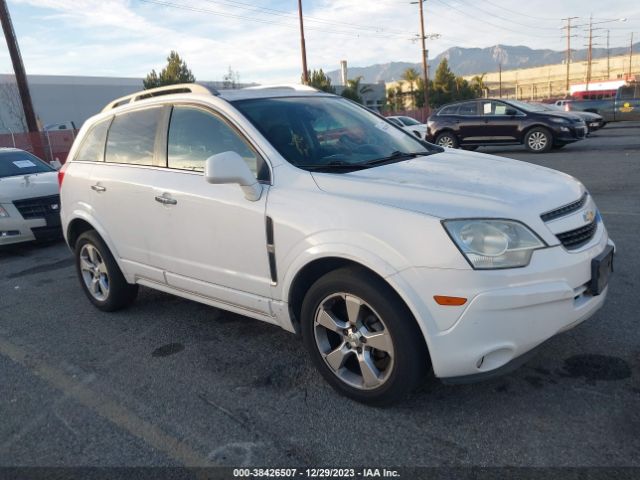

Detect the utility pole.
xmin=629 ymin=32 xmax=634 ymax=80
xmin=586 ymin=14 xmax=593 ymax=91
xmin=606 ymin=29 xmax=610 ymax=79
xmin=561 ymin=17 xmax=579 ymax=95
xmin=0 ymin=0 xmax=38 ymax=133
xmin=417 ymin=0 xmax=429 ymax=115
xmin=297 ymin=0 xmax=309 ymax=84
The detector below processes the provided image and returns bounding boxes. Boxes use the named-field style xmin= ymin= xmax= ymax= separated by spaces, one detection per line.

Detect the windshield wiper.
xmin=360 ymin=150 xmax=431 ymax=166
xmin=294 ymin=161 xmax=369 ymax=172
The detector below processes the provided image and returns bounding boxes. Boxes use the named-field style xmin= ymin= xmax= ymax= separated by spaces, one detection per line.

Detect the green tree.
xmin=341 ymin=76 xmax=372 ymax=104
xmin=401 ymin=68 xmax=420 ymax=109
xmin=470 ymin=73 xmax=488 ymax=98
xmin=305 ymin=69 xmax=336 ymax=93
xmin=143 ymin=51 xmax=195 ymax=89
xmin=223 ymin=66 xmax=240 ymax=89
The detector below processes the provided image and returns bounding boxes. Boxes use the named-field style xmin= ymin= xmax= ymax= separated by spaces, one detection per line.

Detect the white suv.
xmin=60 ymin=84 xmax=614 ymax=405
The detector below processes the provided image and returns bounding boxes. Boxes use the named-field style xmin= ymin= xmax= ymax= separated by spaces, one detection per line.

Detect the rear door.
xmin=150 ymin=104 xmax=273 ymax=313
xmin=89 ymin=106 xmax=167 ymax=283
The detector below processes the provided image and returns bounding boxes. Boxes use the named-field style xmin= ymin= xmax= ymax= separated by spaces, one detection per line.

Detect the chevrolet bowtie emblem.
xmin=583 ymin=210 xmax=595 ymax=223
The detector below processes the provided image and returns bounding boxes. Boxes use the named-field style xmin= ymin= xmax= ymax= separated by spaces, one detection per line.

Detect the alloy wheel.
xmin=437 ymin=136 xmax=455 ymax=148
xmin=528 ymin=131 xmax=548 ymax=151
xmin=79 ymin=243 xmax=110 ymax=301
xmin=313 ymin=293 xmax=395 ymax=390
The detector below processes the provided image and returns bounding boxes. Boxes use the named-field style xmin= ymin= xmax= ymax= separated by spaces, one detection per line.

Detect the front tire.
xmin=524 ymin=127 xmax=552 ymax=153
xmin=435 ymin=132 xmax=459 ymax=149
xmin=75 ymin=230 xmax=138 ymax=312
xmin=301 ymin=267 xmax=429 ymax=406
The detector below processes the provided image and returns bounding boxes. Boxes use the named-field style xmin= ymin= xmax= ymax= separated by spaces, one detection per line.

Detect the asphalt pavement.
xmin=1 ymin=122 xmax=639 ymax=468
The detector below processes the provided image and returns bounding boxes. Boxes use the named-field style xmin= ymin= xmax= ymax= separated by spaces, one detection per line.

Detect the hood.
xmin=311 ymin=149 xmax=584 ymax=222
xmin=0 ymin=171 xmax=59 ymax=203
xmin=544 ymin=111 xmax=584 ymax=123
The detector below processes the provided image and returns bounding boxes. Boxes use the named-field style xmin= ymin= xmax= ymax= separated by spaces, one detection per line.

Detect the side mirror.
xmin=204 ymin=151 xmax=263 ymax=202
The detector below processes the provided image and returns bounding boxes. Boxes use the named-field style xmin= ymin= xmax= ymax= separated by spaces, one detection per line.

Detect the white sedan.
xmin=387 ymin=115 xmax=429 ymax=139
xmin=0 ymin=148 xmax=61 ymax=246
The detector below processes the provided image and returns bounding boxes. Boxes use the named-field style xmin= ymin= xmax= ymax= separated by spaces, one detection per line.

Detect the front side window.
xmin=74 ymin=118 xmax=111 ymax=162
xmin=233 ymin=96 xmax=437 ymax=172
xmin=0 ymin=150 xmax=54 ymax=178
xmin=167 ymin=106 xmax=261 ymax=177
xmin=105 ymin=107 xmax=161 ymax=165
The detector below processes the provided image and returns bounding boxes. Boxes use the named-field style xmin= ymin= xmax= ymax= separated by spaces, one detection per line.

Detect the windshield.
xmin=506 ymin=100 xmax=548 ymax=112
xmin=0 ymin=150 xmax=54 ymax=179
xmin=233 ymin=96 xmax=437 ymax=172
xmin=399 ymin=116 xmax=421 ymax=126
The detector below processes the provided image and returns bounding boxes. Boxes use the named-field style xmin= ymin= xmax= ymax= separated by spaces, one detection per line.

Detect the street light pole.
xmin=297 ymin=0 xmax=309 ymax=85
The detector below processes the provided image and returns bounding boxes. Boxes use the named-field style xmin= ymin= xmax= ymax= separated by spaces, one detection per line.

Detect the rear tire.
xmin=435 ymin=132 xmax=459 ymax=149
xmin=301 ymin=266 xmax=429 ymax=406
xmin=524 ymin=127 xmax=552 ymax=153
xmin=75 ymin=230 xmax=138 ymax=312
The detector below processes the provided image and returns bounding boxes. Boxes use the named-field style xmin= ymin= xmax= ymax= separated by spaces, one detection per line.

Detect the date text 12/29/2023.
xmin=232 ymin=468 xmax=400 ymax=478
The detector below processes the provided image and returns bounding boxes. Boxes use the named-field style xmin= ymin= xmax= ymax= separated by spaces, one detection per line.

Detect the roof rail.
xmin=101 ymin=83 xmax=219 ymax=112
xmin=242 ymin=84 xmax=319 ymax=92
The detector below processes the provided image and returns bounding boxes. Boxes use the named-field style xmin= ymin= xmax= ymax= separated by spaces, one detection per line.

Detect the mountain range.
xmin=326 ymin=43 xmax=640 ymax=84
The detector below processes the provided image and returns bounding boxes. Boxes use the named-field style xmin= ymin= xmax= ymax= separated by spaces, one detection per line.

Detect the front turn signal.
xmin=434 ymin=295 xmax=467 ymax=306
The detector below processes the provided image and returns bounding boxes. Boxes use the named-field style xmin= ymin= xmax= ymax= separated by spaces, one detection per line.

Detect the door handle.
xmin=155 ymin=195 xmax=177 ymax=206
xmin=91 ymin=184 xmax=106 ymax=192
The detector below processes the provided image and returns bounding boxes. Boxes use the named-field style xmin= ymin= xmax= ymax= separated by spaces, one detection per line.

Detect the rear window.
xmin=0 ymin=150 xmax=54 ymax=178
xmin=438 ymin=105 xmax=459 ymax=116
xmin=74 ymin=118 xmax=111 ymax=162
xmin=105 ymin=107 xmax=162 ymax=166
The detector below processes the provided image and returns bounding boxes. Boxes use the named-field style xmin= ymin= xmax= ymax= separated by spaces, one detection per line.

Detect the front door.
xmin=151 ymin=105 xmax=273 ymax=314
xmin=477 ymin=100 xmax=521 ymax=143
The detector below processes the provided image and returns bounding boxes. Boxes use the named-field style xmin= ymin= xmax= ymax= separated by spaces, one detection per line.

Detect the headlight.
xmin=0 ymin=205 xmax=9 ymax=218
xmin=443 ymin=219 xmax=546 ymax=269
xmin=550 ymin=117 xmax=570 ymax=124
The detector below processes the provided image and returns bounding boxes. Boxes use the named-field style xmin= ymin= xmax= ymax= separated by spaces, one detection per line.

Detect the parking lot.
xmin=1 ymin=123 xmax=639 ymax=468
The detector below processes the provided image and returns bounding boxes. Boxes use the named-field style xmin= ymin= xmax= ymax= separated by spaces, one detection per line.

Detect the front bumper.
xmin=0 ymin=203 xmax=61 ymax=246
xmin=389 ymin=228 xmax=613 ymax=380
xmin=554 ymin=123 xmax=588 ymax=143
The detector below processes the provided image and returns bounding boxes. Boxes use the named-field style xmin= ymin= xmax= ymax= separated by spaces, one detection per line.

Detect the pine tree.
xmin=143 ymin=51 xmax=196 ymax=89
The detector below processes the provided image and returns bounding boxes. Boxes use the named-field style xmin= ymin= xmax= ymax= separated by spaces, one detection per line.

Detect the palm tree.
xmin=471 ymin=73 xmax=488 ymax=98
xmin=401 ymin=68 xmax=420 ymax=109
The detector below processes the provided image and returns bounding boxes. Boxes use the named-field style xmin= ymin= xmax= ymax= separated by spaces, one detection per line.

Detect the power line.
xmin=138 ymin=0 xmax=413 ymax=40
xmin=197 ymin=0 xmax=410 ymax=36
xmin=479 ymin=0 xmax=561 ymax=22
xmin=430 ymin=0 xmax=562 ymax=39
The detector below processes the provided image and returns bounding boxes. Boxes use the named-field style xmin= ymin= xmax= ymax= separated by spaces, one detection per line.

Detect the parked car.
xmin=386 ymin=115 xmax=428 ymax=139
xmin=60 ymin=84 xmax=614 ymax=405
xmin=43 ymin=121 xmax=77 ymax=131
xmin=532 ymin=103 xmax=605 ymax=133
xmin=0 ymin=148 xmax=61 ymax=245
xmin=560 ymin=83 xmax=640 ymax=122
xmin=427 ymin=98 xmax=588 ymax=152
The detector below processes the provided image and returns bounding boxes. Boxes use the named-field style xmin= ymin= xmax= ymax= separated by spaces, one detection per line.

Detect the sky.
xmin=1 ymin=0 xmax=639 ymax=84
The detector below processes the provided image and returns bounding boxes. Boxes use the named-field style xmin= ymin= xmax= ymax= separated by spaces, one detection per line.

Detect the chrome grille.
xmin=556 ymin=220 xmax=597 ymax=250
xmin=12 ymin=195 xmax=60 ymax=220
xmin=541 ymin=193 xmax=587 ymax=222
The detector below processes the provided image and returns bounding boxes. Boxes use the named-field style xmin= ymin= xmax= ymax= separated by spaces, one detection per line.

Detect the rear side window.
xmin=457 ymin=102 xmax=478 ymax=116
xmin=105 ymin=107 xmax=162 ymax=165
xmin=74 ymin=118 xmax=111 ymax=162
xmin=167 ymin=106 xmax=261 ymax=177
xmin=438 ymin=105 xmax=459 ymax=116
